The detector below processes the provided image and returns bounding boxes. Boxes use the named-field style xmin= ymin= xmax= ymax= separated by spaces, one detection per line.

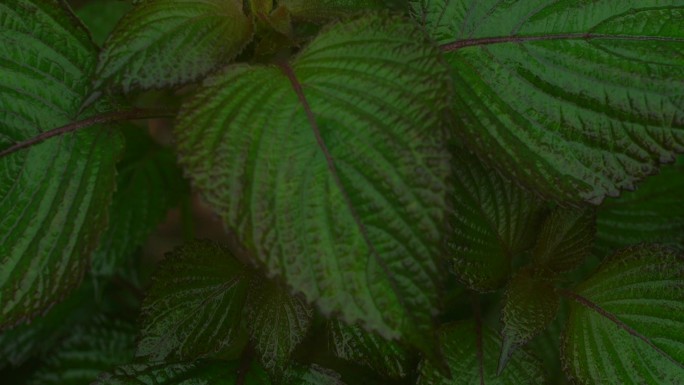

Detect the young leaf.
xmin=561 ymin=245 xmax=684 ymax=384
xmin=94 ymin=0 xmax=254 ymax=93
xmin=280 ymin=0 xmax=383 ymax=21
xmin=27 ymin=317 xmax=136 ymax=385
xmin=449 ymin=148 xmax=547 ymax=291
xmin=75 ymin=0 xmax=133 ymax=45
xmin=91 ymin=127 xmax=185 ymax=279
xmin=0 ymin=0 xmax=122 ymax=329
xmin=595 ymin=159 xmax=684 ymax=256
xmin=411 ymin=0 xmax=684 ymax=204
xmin=327 ymin=319 xmax=411 ymax=379
xmin=175 ymin=14 xmax=452 ymax=352
xmin=532 ymin=206 xmax=596 ymax=273
xmin=418 ymin=321 xmax=546 ymax=385
xmin=285 ymin=364 xmax=346 ymax=385
xmin=136 ymin=241 xmax=250 ymax=361
xmin=246 ymin=278 xmax=313 ymax=376
xmin=94 ymin=360 xmax=270 ymax=385
xmin=499 ymin=269 xmax=560 ymax=374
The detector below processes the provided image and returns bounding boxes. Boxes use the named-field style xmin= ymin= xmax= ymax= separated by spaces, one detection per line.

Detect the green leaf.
xmin=327 ymin=319 xmax=411 ymax=379
xmin=175 ymin=14 xmax=452 ymax=352
xmin=137 ymin=241 xmax=250 ymax=361
xmin=449 ymin=148 xmax=547 ymax=291
xmin=499 ymin=269 xmax=559 ymax=374
xmin=412 ymin=0 xmax=684 ymax=203
xmin=91 ymin=127 xmax=185 ymax=279
xmin=0 ymin=0 xmax=122 ymax=329
xmin=75 ymin=0 xmax=133 ymax=45
xmin=280 ymin=0 xmax=383 ymax=21
xmin=531 ymin=206 xmax=596 ymax=273
xmin=95 ymin=0 xmax=254 ymax=93
xmin=285 ymin=364 xmax=346 ymax=385
xmin=27 ymin=317 xmax=136 ymax=385
xmin=246 ymin=278 xmax=313 ymax=376
xmin=94 ymin=360 xmax=270 ymax=385
xmin=418 ymin=321 xmax=546 ymax=385
xmin=562 ymin=245 xmax=684 ymax=384
xmin=595 ymin=159 xmax=684 ymax=256
xmin=528 ymin=299 xmax=571 ymax=384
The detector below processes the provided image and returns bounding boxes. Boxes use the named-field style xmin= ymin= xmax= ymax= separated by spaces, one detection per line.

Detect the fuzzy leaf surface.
xmin=0 ymin=0 xmax=121 ymax=328
xmin=418 ymin=321 xmax=546 ymax=385
xmin=532 ymin=206 xmax=596 ymax=273
xmin=595 ymin=158 xmax=684 ymax=256
xmin=136 ymin=241 xmax=250 ymax=361
xmin=449 ymin=148 xmax=546 ymax=291
xmin=176 ymin=14 xmax=452 ymax=351
xmin=95 ymin=0 xmax=254 ymax=92
xmin=562 ymin=245 xmax=684 ymax=384
xmin=412 ymin=0 xmax=684 ymax=203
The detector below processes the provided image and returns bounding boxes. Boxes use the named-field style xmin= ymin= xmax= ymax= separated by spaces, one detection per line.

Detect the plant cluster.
xmin=0 ymin=0 xmax=683 ymax=384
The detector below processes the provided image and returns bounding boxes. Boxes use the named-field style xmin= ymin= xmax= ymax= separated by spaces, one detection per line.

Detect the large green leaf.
xmin=411 ymin=0 xmax=684 ymax=203
xmin=27 ymin=317 xmax=136 ymax=385
xmin=449 ymin=148 xmax=547 ymax=291
xmin=417 ymin=321 xmax=546 ymax=385
xmin=0 ymin=0 xmax=122 ymax=329
xmin=246 ymin=278 xmax=313 ymax=376
xmin=136 ymin=241 xmax=250 ymax=361
xmin=94 ymin=0 xmax=254 ymax=93
xmin=327 ymin=319 xmax=411 ymax=379
xmin=91 ymin=127 xmax=185 ymax=279
xmin=175 ymin=14 xmax=452 ymax=351
xmin=562 ymin=245 xmax=684 ymax=384
xmin=595 ymin=159 xmax=684 ymax=256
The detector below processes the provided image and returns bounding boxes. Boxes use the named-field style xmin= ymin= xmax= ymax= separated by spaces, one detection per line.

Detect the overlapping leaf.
xmin=412 ymin=0 xmax=684 ymax=203
xmin=532 ymin=206 xmax=596 ymax=273
xmin=449 ymin=148 xmax=547 ymax=291
xmin=137 ymin=241 xmax=250 ymax=361
xmin=418 ymin=321 xmax=546 ymax=385
xmin=175 ymin=14 xmax=452 ymax=351
xmin=0 ymin=0 xmax=122 ymax=329
xmin=75 ymin=0 xmax=132 ymax=45
xmin=285 ymin=365 xmax=346 ymax=385
xmin=94 ymin=0 xmax=254 ymax=93
xmin=562 ymin=245 xmax=684 ymax=384
xmin=280 ymin=0 xmax=383 ymax=21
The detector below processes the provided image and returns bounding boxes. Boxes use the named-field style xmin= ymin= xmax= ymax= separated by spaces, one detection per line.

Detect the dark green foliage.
xmin=1 ymin=1 xmax=683 ymax=384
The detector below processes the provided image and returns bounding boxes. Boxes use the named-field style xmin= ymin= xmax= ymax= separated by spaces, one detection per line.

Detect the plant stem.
xmin=0 ymin=108 xmax=176 ymax=159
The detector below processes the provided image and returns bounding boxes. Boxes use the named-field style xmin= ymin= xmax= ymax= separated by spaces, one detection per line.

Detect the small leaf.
xmin=562 ymin=245 xmax=684 ymax=384
xmin=285 ymin=364 xmax=346 ymax=385
xmin=75 ymin=0 xmax=132 ymax=45
xmin=176 ymin=14 xmax=452 ymax=353
xmin=499 ymin=269 xmax=560 ymax=374
xmin=93 ymin=360 xmax=269 ymax=385
xmin=412 ymin=0 xmax=684 ymax=203
xmin=136 ymin=241 xmax=250 ymax=361
xmin=280 ymin=0 xmax=383 ymax=21
xmin=246 ymin=278 xmax=313 ymax=376
xmin=95 ymin=0 xmax=254 ymax=93
xmin=532 ymin=206 xmax=596 ymax=273
xmin=449 ymin=148 xmax=547 ymax=291
xmin=327 ymin=319 xmax=411 ymax=379
xmin=0 ymin=0 xmax=122 ymax=329
xmin=418 ymin=321 xmax=546 ymax=385
xmin=595 ymin=159 xmax=684 ymax=256
xmin=91 ymin=127 xmax=186 ymax=279
xmin=27 ymin=317 xmax=136 ymax=385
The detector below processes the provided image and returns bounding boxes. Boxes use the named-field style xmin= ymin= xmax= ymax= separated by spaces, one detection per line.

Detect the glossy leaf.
xmin=418 ymin=321 xmax=546 ymax=385
xmin=328 ymin=319 xmax=411 ymax=379
xmin=75 ymin=0 xmax=132 ymax=45
xmin=595 ymin=159 xmax=684 ymax=256
xmin=176 ymin=14 xmax=452 ymax=351
xmin=0 ymin=0 xmax=122 ymax=329
xmin=92 ymin=127 xmax=185 ymax=279
xmin=532 ymin=206 xmax=596 ymax=273
xmin=95 ymin=0 xmax=254 ymax=93
xmin=412 ymin=0 xmax=684 ymax=203
xmin=137 ymin=241 xmax=250 ymax=361
xmin=246 ymin=278 xmax=313 ymax=375
xmin=448 ymin=148 xmax=547 ymax=291
xmin=499 ymin=269 xmax=560 ymax=374
xmin=562 ymin=245 xmax=684 ymax=384
xmin=27 ymin=317 xmax=136 ymax=385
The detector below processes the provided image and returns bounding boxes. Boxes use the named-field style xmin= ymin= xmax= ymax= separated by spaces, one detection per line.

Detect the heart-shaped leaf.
xmin=411 ymin=0 xmax=684 ymax=203
xmin=175 ymin=14 xmax=453 ymax=353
